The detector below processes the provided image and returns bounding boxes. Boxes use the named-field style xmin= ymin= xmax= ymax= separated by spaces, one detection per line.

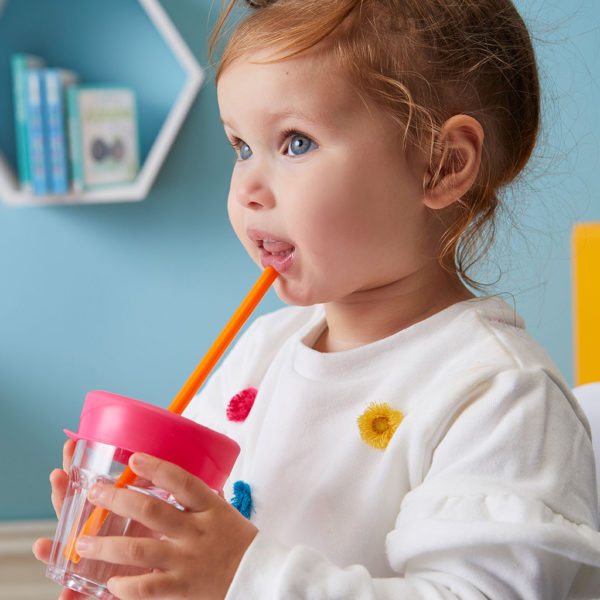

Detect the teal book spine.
xmin=42 ymin=68 xmax=78 ymax=194
xmin=66 ymin=86 xmax=84 ymax=191
xmin=11 ymin=53 xmax=45 ymax=191
xmin=25 ymin=69 xmax=50 ymax=195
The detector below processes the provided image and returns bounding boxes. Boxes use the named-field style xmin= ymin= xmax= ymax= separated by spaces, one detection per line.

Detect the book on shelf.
xmin=10 ymin=52 xmax=140 ymax=197
xmin=67 ymin=86 xmax=140 ymax=191
xmin=11 ymin=53 xmax=45 ymax=191
xmin=42 ymin=68 xmax=79 ymax=194
xmin=25 ymin=68 xmax=50 ymax=195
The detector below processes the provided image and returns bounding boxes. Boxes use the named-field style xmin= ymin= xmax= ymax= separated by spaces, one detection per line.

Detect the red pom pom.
xmin=226 ymin=387 xmax=258 ymax=422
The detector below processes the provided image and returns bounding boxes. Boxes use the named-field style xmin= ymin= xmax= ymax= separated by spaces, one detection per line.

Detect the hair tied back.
xmin=246 ymin=0 xmax=278 ymax=7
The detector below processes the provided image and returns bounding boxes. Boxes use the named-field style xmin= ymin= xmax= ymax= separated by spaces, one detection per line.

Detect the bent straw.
xmin=64 ymin=266 xmax=278 ymax=563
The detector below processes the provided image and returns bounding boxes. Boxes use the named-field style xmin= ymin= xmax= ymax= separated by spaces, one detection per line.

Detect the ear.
xmin=423 ymin=115 xmax=484 ymax=210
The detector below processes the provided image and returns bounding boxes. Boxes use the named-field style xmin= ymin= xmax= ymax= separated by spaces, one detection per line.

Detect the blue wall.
xmin=0 ymin=0 xmax=598 ymax=521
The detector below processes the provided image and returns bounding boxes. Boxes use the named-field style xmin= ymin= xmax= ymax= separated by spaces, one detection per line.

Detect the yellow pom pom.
xmin=357 ymin=402 xmax=403 ymax=449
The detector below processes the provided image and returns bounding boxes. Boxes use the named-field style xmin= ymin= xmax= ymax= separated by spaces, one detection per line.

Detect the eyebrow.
xmin=221 ymin=107 xmax=335 ymax=135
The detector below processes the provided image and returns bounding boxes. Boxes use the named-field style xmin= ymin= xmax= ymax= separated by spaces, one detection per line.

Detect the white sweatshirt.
xmin=185 ymin=296 xmax=600 ymax=599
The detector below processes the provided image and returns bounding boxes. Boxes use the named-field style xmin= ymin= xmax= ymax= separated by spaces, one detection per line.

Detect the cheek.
xmin=226 ymin=190 xmax=237 ymax=227
xmin=227 ymin=187 xmax=244 ymax=234
xmin=298 ymin=176 xmax=369 ymax=241
xmin=227 ymin=190 xmax=262 ymax=268
xmin=227 ymin=191 xmax=248 ymax=247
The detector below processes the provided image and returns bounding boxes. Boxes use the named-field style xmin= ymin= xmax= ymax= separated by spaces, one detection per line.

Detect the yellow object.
xmin=357 ymin=402 xmax=403 ymax=449
xmin=573 ymin=223 xmax=600 ymax=386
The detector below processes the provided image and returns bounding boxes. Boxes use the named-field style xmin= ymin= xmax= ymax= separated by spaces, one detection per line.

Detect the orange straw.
xmin=64 ymin=266 xmax=278 ymax=562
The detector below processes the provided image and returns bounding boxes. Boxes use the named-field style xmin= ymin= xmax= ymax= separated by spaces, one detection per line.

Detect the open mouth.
xmin=260 ymin=239 xmax=295 ymax=256
xmin=248 ymin=229 xmax=295 ymax=272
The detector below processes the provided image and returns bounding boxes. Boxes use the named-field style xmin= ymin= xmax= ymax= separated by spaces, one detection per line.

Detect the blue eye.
xmin=287 ymin=133 xmax=316 ymax=156
xmin=239 ymin=142 xmax=253 ymax=161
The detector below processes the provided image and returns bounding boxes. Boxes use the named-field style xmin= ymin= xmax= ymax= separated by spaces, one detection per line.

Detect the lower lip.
xmin=259 ymin=247 xmax=295 ymax=273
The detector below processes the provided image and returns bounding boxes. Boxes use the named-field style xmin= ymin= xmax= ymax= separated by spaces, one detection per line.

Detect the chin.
xmin=273 ymin=280 xmax=320 ymax=307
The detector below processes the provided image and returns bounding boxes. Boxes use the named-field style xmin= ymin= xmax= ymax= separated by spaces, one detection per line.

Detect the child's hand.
xmin=32 ymin=439 xmax=90 ymax=599
xmin=74 ymin=452 xmax=258 ymax=600
xmin=51 ymin=438 xmax=76 ymax=516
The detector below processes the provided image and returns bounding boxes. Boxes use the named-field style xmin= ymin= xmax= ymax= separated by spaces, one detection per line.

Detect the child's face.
xmin=217 ymin=49 xmax=436 ymax=306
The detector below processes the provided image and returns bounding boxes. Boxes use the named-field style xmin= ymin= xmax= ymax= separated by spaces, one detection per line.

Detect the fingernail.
xmin=130 ymin=452 xmax=149 ymax=469
xmin=88 ymin=484 xmax=102 ymax=501
xmin=75 ymin=536 xmax=92 ymax=554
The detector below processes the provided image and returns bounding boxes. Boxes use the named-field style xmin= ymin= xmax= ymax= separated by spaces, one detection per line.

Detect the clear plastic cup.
xmin=46 ymin=391 xmax=240 ymax=600
xmin=46 ymin=438 xmax=181 ymax=598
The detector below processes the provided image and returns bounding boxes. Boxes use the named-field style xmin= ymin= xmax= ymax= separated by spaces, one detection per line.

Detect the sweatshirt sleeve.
xmin=225 ymin=368 xmax=600 ymax=600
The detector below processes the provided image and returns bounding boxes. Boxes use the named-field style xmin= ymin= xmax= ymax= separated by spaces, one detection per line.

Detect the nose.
xmin=235 ymin=165 xmax=275 ymax=210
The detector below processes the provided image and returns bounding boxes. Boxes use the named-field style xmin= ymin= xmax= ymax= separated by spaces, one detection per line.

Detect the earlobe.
xmin=423 ymin=115 xmax=484 ymax=210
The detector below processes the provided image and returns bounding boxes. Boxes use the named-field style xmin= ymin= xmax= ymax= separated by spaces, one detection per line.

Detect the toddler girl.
xmin=35 ymin=0 xmax=600 ymax=598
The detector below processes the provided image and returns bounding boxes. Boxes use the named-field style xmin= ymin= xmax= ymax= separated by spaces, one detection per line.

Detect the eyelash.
xmin=228 ymin=129 xmax=316 ymax=157
xmin=228 ymin=135 xmax=244 ymax=153
xmin=281 ymin=129 xmax=319 ymax=156
xmin=280 ymin=129 xmax=305 ymax=152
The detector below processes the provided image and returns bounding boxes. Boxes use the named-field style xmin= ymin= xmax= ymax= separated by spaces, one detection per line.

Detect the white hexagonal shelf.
xmin=0 ymin=0 xmax=203 ymax=206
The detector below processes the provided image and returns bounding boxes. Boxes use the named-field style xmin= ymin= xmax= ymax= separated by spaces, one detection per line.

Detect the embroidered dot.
xmin=230 ymin=480 xmax=253 ymax=519
xmin=372 ymin=416 xmax=389 ymax=433
xmin=226 ymin=387 xmax=257 ymax=422
xmin=357 ymin=402 xmax=403 ymax=449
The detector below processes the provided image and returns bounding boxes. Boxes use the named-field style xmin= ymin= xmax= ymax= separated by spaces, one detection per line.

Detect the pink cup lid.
xmin=65 ymin=391 xmax=240 ymax=491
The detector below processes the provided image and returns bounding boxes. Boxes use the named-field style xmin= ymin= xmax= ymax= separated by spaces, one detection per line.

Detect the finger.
xmin=58 ymin=587 xmax=88 ymax=600
xmin=63 ymin=438 xmax=76 ymax=472
xmin=75 ymin=534 xmax=175 ymax=571
xmin=107 ymin=572 xmax=178 ymax=600
xmin=87 ymin=483 xmax=185 ymax=538
xmin=32 ymin=537 xmax=53 ymax=563
xmin=34 ymin=539 xmax=87 ymax=599
xmin=129 ymin=453 xmax=215 ymax=512
xmin=50 ymin=468 xmax=68 ymax=517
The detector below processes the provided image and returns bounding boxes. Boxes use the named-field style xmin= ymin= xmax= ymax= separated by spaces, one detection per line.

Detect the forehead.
xmin=217 ymin=48 xmax=367 ymax=127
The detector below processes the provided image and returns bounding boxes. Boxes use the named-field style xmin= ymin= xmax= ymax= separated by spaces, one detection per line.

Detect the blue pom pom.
xmin=230 ymin=480 xmax=253 ymax=519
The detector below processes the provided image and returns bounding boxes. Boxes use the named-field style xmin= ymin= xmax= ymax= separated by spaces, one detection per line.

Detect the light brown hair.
xmin=210 ymin=0 xmax=540 ymax=289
